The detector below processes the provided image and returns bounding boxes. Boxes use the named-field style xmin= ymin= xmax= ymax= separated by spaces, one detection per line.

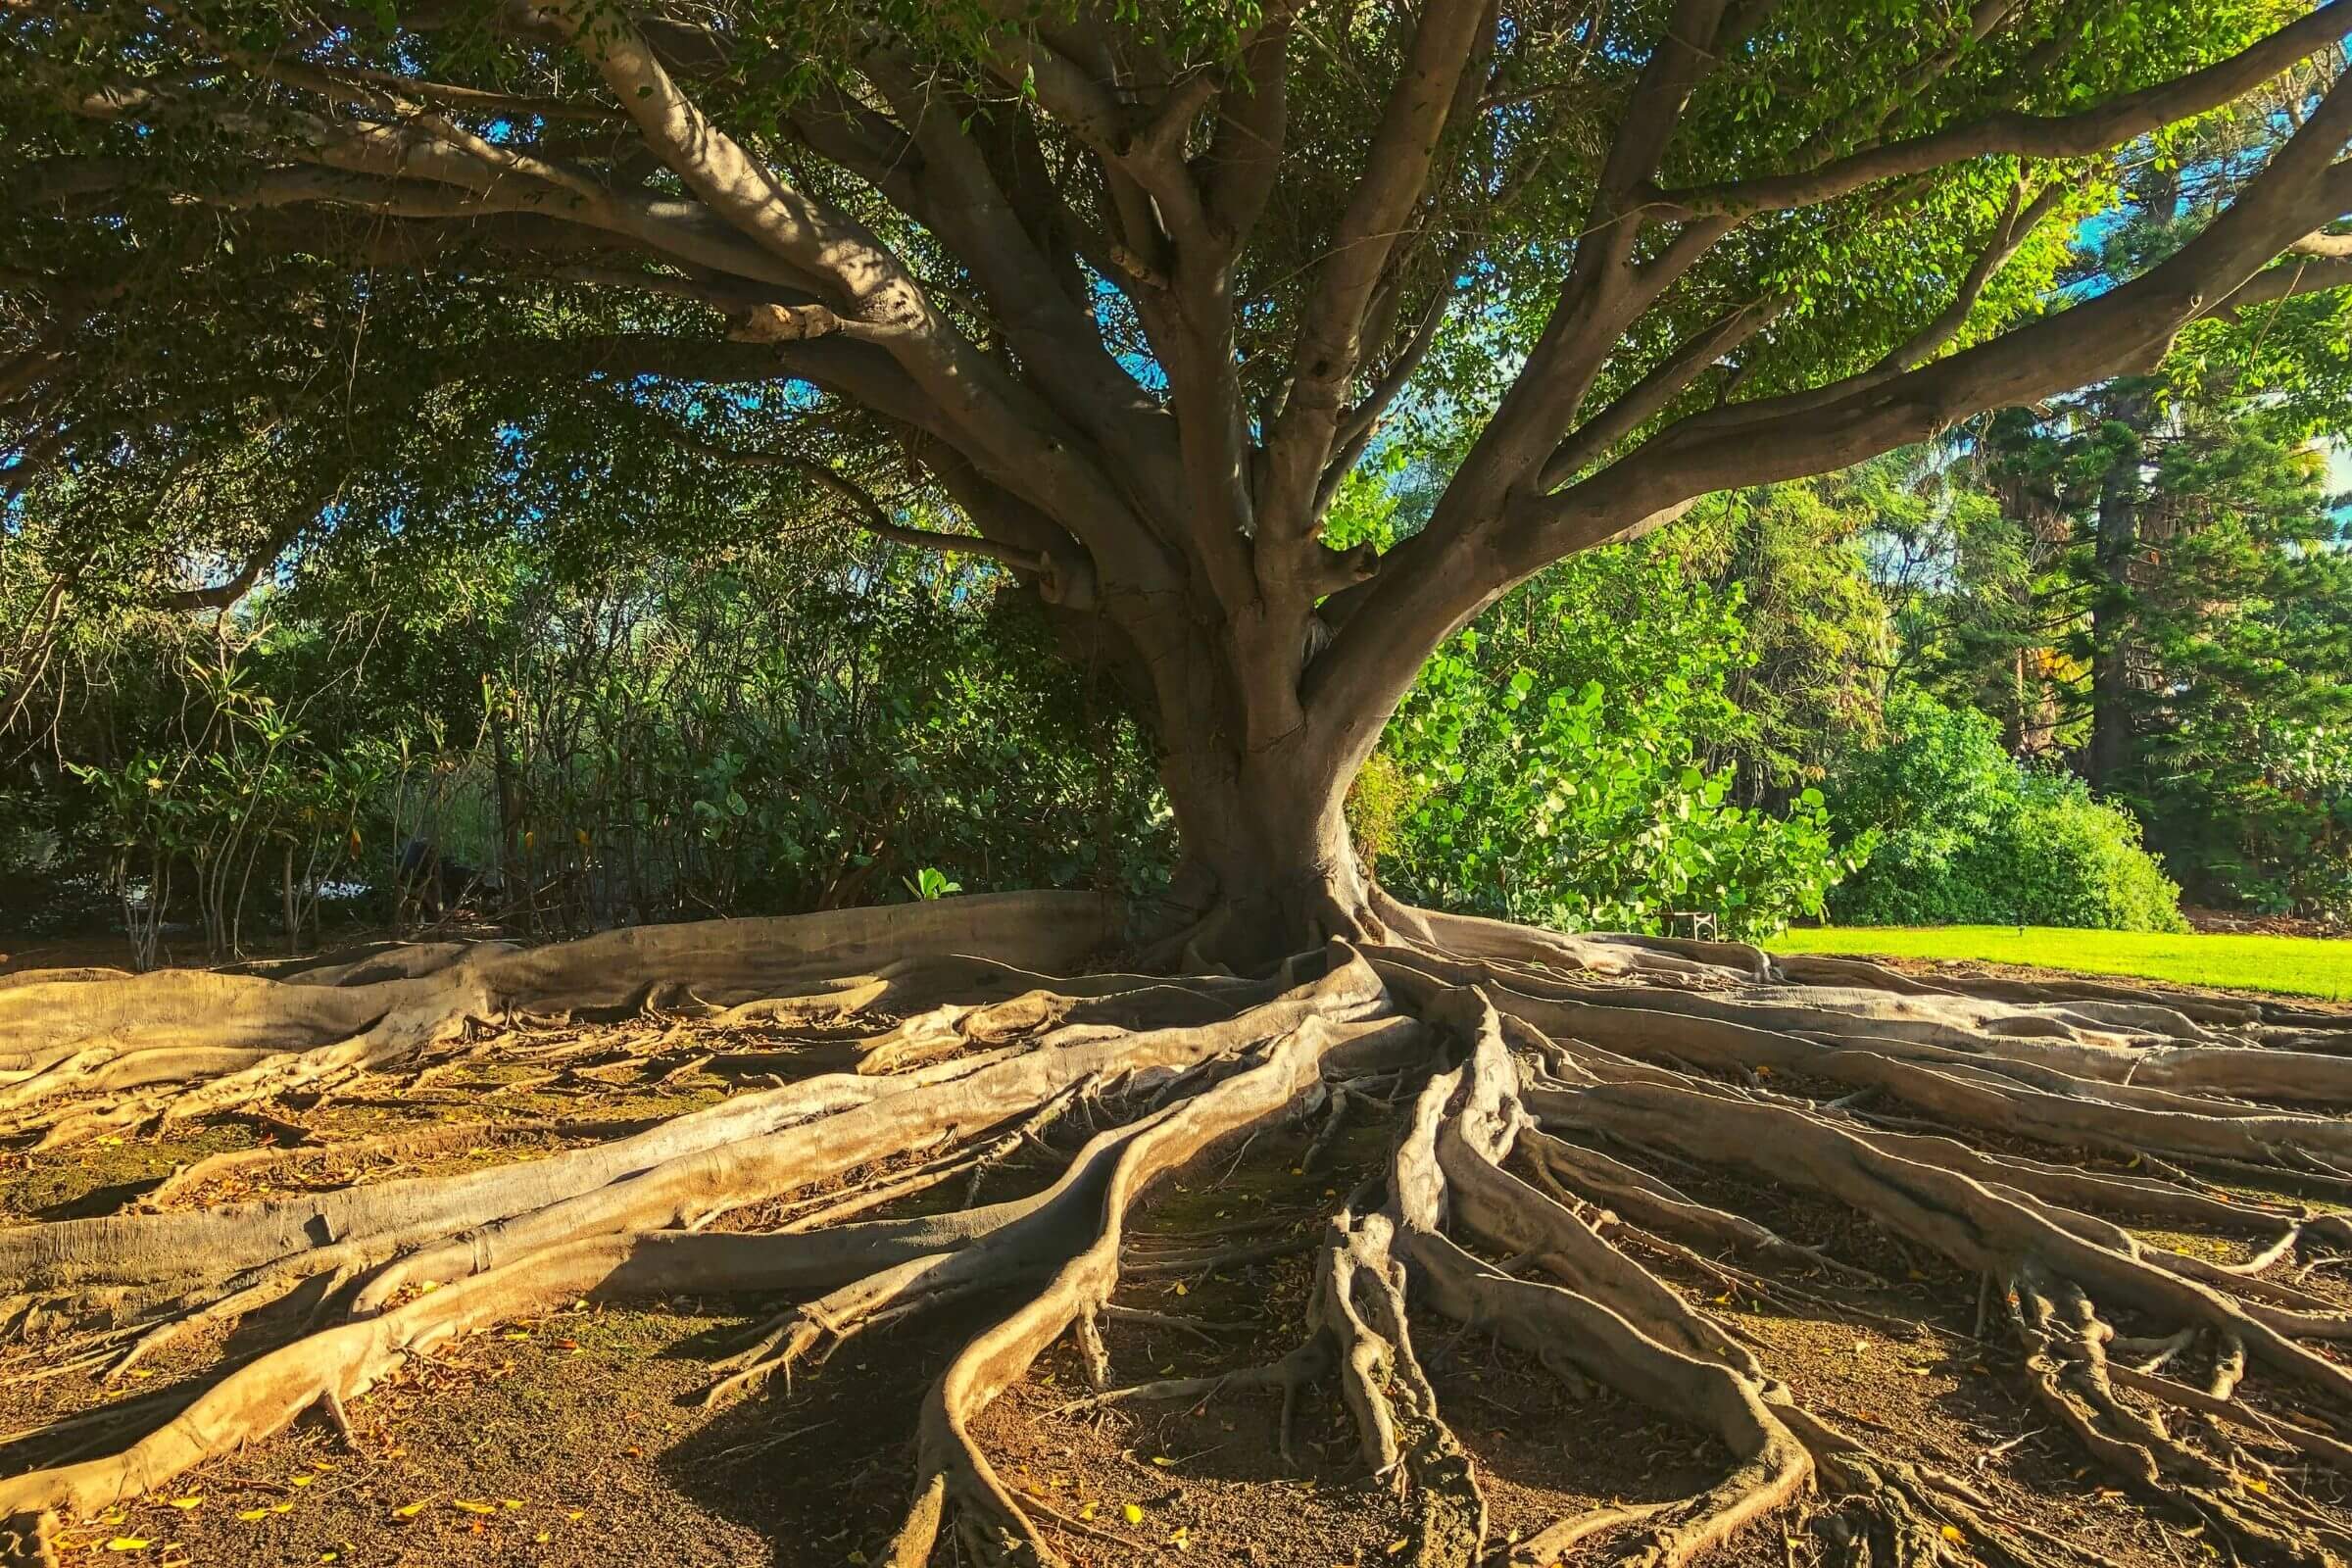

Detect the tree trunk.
xmin=1158 ymin=728 xmax=1377 ymax=960
xmin=2086 ymin=388 xmax=2150 ymax=793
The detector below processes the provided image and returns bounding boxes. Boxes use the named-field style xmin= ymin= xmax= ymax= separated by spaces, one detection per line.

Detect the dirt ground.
xmin=4 ymin=956 xmax=2349 ymax=1568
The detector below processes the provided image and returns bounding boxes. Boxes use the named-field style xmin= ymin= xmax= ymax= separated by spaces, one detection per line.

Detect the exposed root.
xmin=6 ymin=892 xmax=2352 ymax=1568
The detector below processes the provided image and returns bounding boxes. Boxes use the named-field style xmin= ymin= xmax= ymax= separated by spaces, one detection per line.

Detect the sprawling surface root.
xmin=6 ymin=893 xmax=2352 ymax=1567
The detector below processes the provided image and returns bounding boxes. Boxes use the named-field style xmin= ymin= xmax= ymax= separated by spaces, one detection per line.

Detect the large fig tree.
xmin=11 ymin=11 xmax=2352 ymax=1568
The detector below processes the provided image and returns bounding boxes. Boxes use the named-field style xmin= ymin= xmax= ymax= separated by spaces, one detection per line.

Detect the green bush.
xmin=1363 ymin=555 xmax=1861 ymax=941
xmin=1829 ymin=688 xmax=2185 ymax=931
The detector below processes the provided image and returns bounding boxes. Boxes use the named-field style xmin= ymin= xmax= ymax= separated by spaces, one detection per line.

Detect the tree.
xmin=1967 ymin=376 xmax=2352 ymax=906
xmin=8 ymin=0 xmax=2352 ymax=953
xmin=10 ymin=9 xmax=2352 ymax=1568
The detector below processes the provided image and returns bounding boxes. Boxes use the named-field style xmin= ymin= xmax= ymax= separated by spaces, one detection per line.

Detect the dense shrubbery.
xmin=4 ymin=544 xmax=1170 ymax=956
xmin=1360 ymin=554 xmax=1859 ymax=941
xmin=1827 ymin=688 xmax=2185 ymax=932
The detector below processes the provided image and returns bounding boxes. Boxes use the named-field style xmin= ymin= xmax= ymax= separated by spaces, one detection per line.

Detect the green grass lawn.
xmin=1764 ymin=925 xmax=2352 ymax=1002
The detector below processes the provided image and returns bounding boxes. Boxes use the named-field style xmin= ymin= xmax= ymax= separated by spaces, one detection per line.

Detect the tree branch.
xmin=1650 ymin=2 xmax=2352 ymax=219
xmin=692 ymin=439 xmax=1051 ymax=575
xmin=1257 ymin=0 xmax=1492 ymax=542
xmin=1306 ymin=70 xmax=2352 ymax=794
xmin=1537 ymin=294 xmax=1790 ymax=490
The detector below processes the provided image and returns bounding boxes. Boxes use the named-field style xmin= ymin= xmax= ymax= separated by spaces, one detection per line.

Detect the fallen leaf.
xmin=1122 ymin=1503 xmax=1146 ymax=1526
xmin=1151 ymin=1456 xmax=1173 ymax=1467
xmin=104 ymin=1541 xmax=150 ymax=1553
xmin=535 ymin=1532 xmax=552 ymax=1544
xmin=236 ymin=1510 xmax=269 ymax=1523
xmin=453 ymin=1499 xmax=499 ymax=1515
xmin=290 ymin=1475 xmax=317 ymax=1488
xmin=2243 ymin=1478 xmax=2271 ymax=1495
xmin=502 ymin=1498 xmax=526 ymax=1509
xmin=166 ymin=1495 xmax=202 ymax=1510
xmin=1387 ymin=1540 xmax=1410 ymax=1555
xmin=392 ymin=1501 xmax=428 ymax=1519
xmin=1941 ymin=1526 xmax=1965 ymax=1544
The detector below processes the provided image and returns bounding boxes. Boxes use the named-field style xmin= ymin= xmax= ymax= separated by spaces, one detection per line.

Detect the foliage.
xmin=1827 ymin=688 xmax=2185 ymax=932
xmin=1363 ymin=553 xmax=1860 ymax=940
xmin=1652 ymin=468 xmax=1899 ymax=794
xmin=6 ymin=538 xmax=1170 ymax=958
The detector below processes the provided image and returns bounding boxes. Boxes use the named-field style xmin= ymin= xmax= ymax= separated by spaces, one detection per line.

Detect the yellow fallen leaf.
xmin=290 ymin=1475 xmax=316 ymax=1488
xmin=1078 ymin=1503 xmax=1097 ymax=1521
xmin=502 ymin=1498 xmax=526 ymax=1509
xmin=393 ymin=1500 xmax=428 ymax=1519
xmin=318 ymin=1554 xmax=338 ymax=1563
xmin=1387 ymin=1540 xmax=1411 ymax=1555
xmin=166 ymin=1495 xmax=202 ymax=1509
xmin=1171 ymin=1282 xmax=1188 ymax=1297
xmin=1941 ymin=1525 xmax=1966 ymax=1544
xmin=2243 ymin=1477 xmax=2271 ymax=1494
xmin=236 ymin=1509 xmax=269 ymax=1523
xmin=453 ymin=1499 xmax=499 ymax=1515
xmin=1171 ymin=1526 xmax=1192 ymax=1550
xmin=269 ymin=1502 xmax=295 ymax=1514
xmin=535 ymin=1532 xmax=552 ymax=1544
xmin=104 ymin=1541 xmax=150 ymax=1553
xmin=565 ymin=1509 xmax=586 ymax=1521
xmin=1123 ymin=1503 xmax=1146 ymax=1525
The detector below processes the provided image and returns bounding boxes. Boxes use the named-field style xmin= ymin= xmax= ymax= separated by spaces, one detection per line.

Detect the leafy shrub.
xmin=20 ymin=547 xmax=1174 ymax=956
xmin=1828 ymin=688 xmax=2185 ymax=931
xmin=1362 ymin=556 xmax=1860 ymax=941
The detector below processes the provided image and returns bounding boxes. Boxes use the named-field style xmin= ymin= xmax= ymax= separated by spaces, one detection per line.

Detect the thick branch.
xmin=1257 ymin=0 xmax=1491 ymax=542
